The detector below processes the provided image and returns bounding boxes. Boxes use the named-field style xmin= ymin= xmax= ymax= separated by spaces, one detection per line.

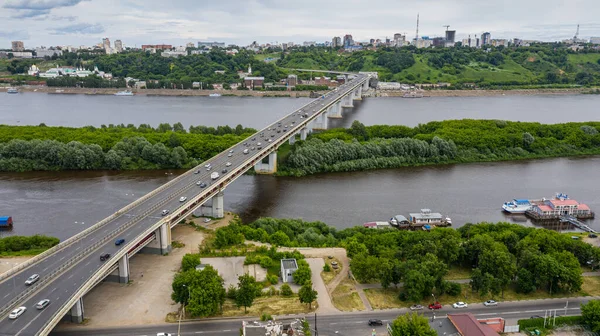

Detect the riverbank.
xmin=1 ymin=85 xmax=595 ymax=97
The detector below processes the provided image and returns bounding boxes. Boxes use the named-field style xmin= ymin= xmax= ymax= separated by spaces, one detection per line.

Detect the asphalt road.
xmin=0 ymin=75 xmax=369 ymax=336
xmin=48 ymin=297 xmax=592 ymax=336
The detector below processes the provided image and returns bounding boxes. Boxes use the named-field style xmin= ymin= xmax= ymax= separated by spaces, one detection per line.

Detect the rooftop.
xmin=448 ymin=313 xmax=500 ymax=336
xmin=281 ymin=259 xmax=298 ymax=271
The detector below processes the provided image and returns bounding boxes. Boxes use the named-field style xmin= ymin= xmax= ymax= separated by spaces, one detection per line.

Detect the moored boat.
xmin=115 ymin=90 xmax=134 ymax=96
xmin=209 ymin=93 xmax=222 ymax=97
xmin=7 ymin=87 xmax=18 ymax=94
xmin=502 ymin=199 xmax=532 ymax=214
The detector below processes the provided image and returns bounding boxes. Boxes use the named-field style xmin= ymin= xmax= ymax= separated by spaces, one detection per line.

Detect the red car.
xmin=428 ymin=302 xmax=442 ymax=310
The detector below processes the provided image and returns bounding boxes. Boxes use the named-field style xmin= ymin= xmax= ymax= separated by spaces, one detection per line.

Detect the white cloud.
xmin=0 ymin=0 xmax=599 ymax=48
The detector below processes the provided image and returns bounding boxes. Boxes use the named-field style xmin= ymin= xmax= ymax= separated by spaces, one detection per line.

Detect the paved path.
xmin=306 ymin=258 xmax=339 ymax=313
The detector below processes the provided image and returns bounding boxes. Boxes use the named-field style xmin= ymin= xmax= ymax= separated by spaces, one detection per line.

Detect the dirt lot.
xmin=0 ymin=256 xmax=33 ymax=274
xmin=57 ymin=224 xmax=205 ymax=329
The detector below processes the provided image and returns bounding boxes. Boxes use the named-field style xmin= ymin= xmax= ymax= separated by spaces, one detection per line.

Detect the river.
xmin=1 ymin=93 xmax=599 ymax=239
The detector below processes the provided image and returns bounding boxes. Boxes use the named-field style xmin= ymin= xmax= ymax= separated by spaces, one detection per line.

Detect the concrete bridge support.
xmin=289 ymin=134 xmax=296 ymax=145
xmin=362 ymin=78 xmax=370 ymax=91
xmin=300 ymin=128 xmax=308 ymax=141
xmin=353 ymin=86 xmax=363 ymax=100
xmin=342 ymin=92 xmax=354 ymax=107
xmin=254 ymin=152 xmax=277 ymax=174
xmin=312 ymin=112 xmax=329 ymax=130
xmin=118 ymin=254 xmax=129 ymax=283
xmin=327 ymin=101 xmax=342 ymax=118
xmin=140 ymin=222 xmax=172 ymax=255
xmin=66 ymin=298 xmax=84 ymax=323
xmin=196 ymin=191 xmax=225 ymax=218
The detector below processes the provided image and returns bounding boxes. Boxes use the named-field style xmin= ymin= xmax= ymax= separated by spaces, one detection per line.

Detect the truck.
xmin=0 ymin=216 xmax=13 ymax=228
xmin=210 ymin=172 xmax=219 ymax=180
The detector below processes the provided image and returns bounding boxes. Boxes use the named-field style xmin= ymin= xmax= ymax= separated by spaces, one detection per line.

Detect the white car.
xmin=483 ymin=300 xmax=498 ymax=307
xmin=157 ymin=333 xmax=172 ymax=336
xmin=225 ymin=162 xmax=232 ymax=167
xmin=229 ymin=150 xmax=234 ymax=153
xmin=452 ymin=302 xmax=468 ymax=309
xmin=228 ymin=153 xmax=232 ymax=157
xmin=36 ymin=299 xmax=50 ymax=310
xmin=179 ymin=196 xmax=187 ymax=202
xmin=25 ymin=274 xmax=39 ymax=286
xmin=243 ymin=149 xmax=249 ymax=154
xmin=161 ymin=209 xmax=169 ymax=216
xmin=9 ymin=306 xmax=26 ymax=319
xmin=204 ymin=164 xmax=211 ymax=168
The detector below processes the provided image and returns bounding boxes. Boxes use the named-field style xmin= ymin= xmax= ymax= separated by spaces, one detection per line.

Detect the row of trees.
xmin=216 ymin=218 xmax=600 ymax=302
xmin=280 ymin=120 xmax=600 ymax=176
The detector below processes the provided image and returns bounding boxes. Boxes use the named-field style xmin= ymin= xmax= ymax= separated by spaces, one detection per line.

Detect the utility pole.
xmin=314 ymin=313 xmax=318 ymax=336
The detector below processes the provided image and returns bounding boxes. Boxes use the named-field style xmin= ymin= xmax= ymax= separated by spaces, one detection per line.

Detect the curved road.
xmin=0 ymin=75 xmax=370 ymax=336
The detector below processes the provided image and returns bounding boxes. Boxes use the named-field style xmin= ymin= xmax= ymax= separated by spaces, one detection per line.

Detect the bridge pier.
xmin=140 ymin=223 xmax=172 ymax=255
xmin=353 ymin=86 xmax=363 ymax=100
xmin=362 ymin=78 xmax=370 ymax=91
xmin=195 ymin=190 xmax=225 ymax=218
xmin=327 ymin=101 xmax=342 ymax=119
xmin=342 ymin=92 xmax=354 ymax=107
xmin=312 ymin=111 xmax=329 ymax=130
xmin=65 ymin=297 xmax=84 ymax=323
xmin=289 ymin=134 xmax=296 ymax=145
xmin=300 ymin=128 xmax=308 ymax=141
xmin=254 ymin=151 xmax=277 ymax=174
xmin=118 ymin=254 xmax=130 ymax=283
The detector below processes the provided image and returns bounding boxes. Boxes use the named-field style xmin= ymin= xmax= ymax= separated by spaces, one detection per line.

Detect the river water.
xmin=1 ymin=93 xmax=599 ymax=239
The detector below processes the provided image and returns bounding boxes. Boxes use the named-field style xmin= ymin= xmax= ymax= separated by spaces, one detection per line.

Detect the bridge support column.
xmin=353 ymin=86 xmax=363 ymax=100
xmin=362 ymin=78 xmax=370 ymax=91
xmin=67 ymin=298 xmax=84 ymax=323
xmin=312 ymin=112 xmax=329 ymax=130
xmin=118 ymin=254 xmax=130 ymax=283
xmin=139 ymin=223 xmax=171 ymax=255
xmin=289 ymin=134 xmax=296 ymax=145
xmin=342 ymin=92 xmax=354 ymax=107
xmin=211 ymin=191 xmax=224 ymax=218
xmin=254 ymin=152 xmax=277 ymax=174
xmin=327 ymin=101 xmax=342 ymax=118
xmin=300 ymin=128 xmax=308 ymax=141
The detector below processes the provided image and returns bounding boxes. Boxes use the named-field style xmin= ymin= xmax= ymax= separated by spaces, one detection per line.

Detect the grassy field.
xmin=254 ymin=52 xmax=280 ymax=62
xmin=568 ymin=53 xmax=600 ymax=65
xmin=320 ymin=257 xmax=342 ymax=284
xmin=444 ymin=266 xmax=472 ymax=280
xmin=332 ymin=278 xmax=365 ymax=311
xmin=220 ymin=296 xmax=316 ymax=316
xmin=364 ymin=276 xmax=600 ymax=310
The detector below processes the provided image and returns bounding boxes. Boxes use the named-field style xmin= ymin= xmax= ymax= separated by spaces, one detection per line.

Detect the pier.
xmin=560 ymin=215 xmax=597 ymax=233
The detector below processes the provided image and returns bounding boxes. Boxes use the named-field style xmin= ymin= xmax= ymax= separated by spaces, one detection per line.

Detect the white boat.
xmin=402 ymin=91 xmax=423 ymax=98
xmin=502 ymin=199 xmax=532 ymax=214
xmin=115 ymin=90 xmax=134 ymax=96
xmin=209 ymin=93 xmax=221 ymax=97
xmin=7 ymin=88 xmax=18 ymax=94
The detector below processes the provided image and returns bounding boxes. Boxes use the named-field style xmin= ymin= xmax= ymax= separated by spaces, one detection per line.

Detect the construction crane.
xmin=574 ymin=24 xmax=580 ymax=40
xmin=443 ymin=25 xmax=450 ymax=32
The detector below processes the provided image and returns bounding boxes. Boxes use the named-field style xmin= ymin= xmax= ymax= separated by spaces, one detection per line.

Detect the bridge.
xmin=0 ymin=73 xmax=373 ymax=336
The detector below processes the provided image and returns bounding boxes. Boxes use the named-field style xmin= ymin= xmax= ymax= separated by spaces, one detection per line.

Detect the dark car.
xmin=368 ymin=319 xmax=383 ymax=326
xmin=428 ymin=302 xmax=442 ymax=310
xmin=277 ymin=130 xmax=281 ymax=133
xmin=589 ymin=233 xmax=598 ymax=238
xmin=100 ymin=253 xmax=111 ymax=261
xmin=115 ymin=238 xmax=125 ymax=246
xmin=222 ymin=169 xmax=228 ymax=174
xmin=199 ymin=182 xmax=207 ymax=188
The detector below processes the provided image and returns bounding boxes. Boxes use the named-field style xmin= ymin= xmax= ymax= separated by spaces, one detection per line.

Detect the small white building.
xmin=280 ymin=259 xmax=298 ymax=283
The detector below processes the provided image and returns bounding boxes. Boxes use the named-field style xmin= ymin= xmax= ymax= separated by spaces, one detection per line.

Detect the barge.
xmin=387 ymin=209 xmax=452 ymax=230
xmin=524 ymin=193 xmax=594 ymax=220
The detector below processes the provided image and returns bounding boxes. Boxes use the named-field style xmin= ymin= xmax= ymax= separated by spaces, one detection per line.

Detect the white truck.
xmin=210 ymin=172 xmax=219 ymax=180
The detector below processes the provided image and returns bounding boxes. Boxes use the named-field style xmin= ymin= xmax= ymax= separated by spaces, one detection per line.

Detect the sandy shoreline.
xmin=2 ymin=86 xmax=592 ymax=97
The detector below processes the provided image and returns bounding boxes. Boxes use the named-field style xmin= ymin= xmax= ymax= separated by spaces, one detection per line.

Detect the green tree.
xmin=236 ymin=274 xmax=259 ymax=313
xmin=389 ymin=313 xmax=436 ymax=336
xmin=181 ymin=253 xmax=201 ymax=272
xmin=581 ymin=300 xmax=600 ymax=333
xmin=171 ymin=266 xmax=225 ymax=317
xmin=280 ymin=283 xmax=293 ymax=297
xmin=349 ymin=121 xmax=368 ymax=140
xmin=293 ymin=264 xmax=312 ymax=286
xmin=298 ymin=281 xmax=318 ymax=309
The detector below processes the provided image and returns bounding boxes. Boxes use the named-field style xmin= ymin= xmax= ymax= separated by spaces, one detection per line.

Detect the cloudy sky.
xmin=1 ymin=0 xmax=600 ymax=48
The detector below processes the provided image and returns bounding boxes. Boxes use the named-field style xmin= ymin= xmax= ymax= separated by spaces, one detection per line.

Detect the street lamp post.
xmin=178 ymin=285 xmax=191 ymax=336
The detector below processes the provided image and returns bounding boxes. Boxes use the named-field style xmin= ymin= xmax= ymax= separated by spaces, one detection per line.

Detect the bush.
xmin=181 ymin=253 xmax=200 ymax=272
xmin=443 ymin=281 xmax=462 ymax=296
xmin=0 ymin=235 xmax=60 ymax=254
xmin=280 ymin=283 xmax=293 ymax=297
xmin=226 ymin=284 xmax=237 ymax=299
xmin=267 ymin=274 xmax=279 ymax=285
xmin=518 ymin=316 xmax=583 ymax=329
xmin=261 ymin=313 xmax=273 ymax=321
xmin=323 ymin=264 xmax=331 ymax=272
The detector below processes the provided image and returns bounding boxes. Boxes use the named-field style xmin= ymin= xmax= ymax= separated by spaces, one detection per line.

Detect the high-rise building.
xmin=11 ymin=41 xmax=24 ymax=52
xmin=481 ymin=32 xmax=491 ymax=46
xmin=114 ymin=40 xmax=123 ymax=53
xmin=393 ymin=33 xmax=405 ymax=47
xmin=590 ymin=37 xmax=600 ymax=44
xmin=102 ymin=38 xmax=111 ymax=53
xmin=343 ymin=34 xmax=354 ymax=48
xmin=445 ymin=30 xmax=456 ymax=43
xmin=332 ymin=36 xmax=342 ymax=48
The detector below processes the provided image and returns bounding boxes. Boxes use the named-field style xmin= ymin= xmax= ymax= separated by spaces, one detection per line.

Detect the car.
xmin=36 ymin=299 xmax=50 ymax=310
xmin=252 ymin=137 xmax=256 ymax=141
xmin=222 ymin=168 xmax=229 ymax=174
xmin=268 ymin=139 xmax=272 ymax=142
xmin=25 ymin=274 xmax=39 ymax=286
xmin=204 ymin=164 xmax=211 ymax=168
xmin=368 ymin=319 xmax=383 ymax=326
xmin=243 ymin=149 xmax=249 ymax=154
xmin=161 ymin=209 xmax=169 ymax=216
xmin=228 ymin=153 xmax=233 ymax=157
xmin=243 ymin=142 xmax=248 ymax=146
xmin=229 ymin=149 xmax=234 ymax=153
xmin=453 ymin=302 xmax=468 ymax=309
xmin=283 ymin=129 xmax=287 ymax=132
xmin=226 ymin=162 xmax=232 ymax=167
xmin=194 ymin=170 xmax=199 ymax=174
xmin=277 ymin=130 xmax=281 ymax=133
xmin=206 ymin=166 xmax=211 ymax=171
xmin=203 ymin=218 xmax=211 ymax=223
xmin=271 ymin=134 xmax=275 ymax=137
xmin=589 ymin=233 xmax=598 ymax=238
xmin=257 ymin=142 xmax=262 ymax=146
xmin=483 ymin=300 xmax=498 ymax=307
xmin=9 ymin=307 xmax=26 ymax=320
xmin=251 ymin=146 xmax=256 ymax=150
xmin=410 ymin=304 xmax=424 ymax=311
xmin=284 ymin=125 xmax=288 ymax=128
xmin=267 ymin=128 xmax=271 ymax=131
xmin=156 ymin=333 xmax=172 ymax=336
xmin=115 ymin=238 xmax=125 ymax=246
xmin=179 ymin=196 xmax=187 ymax=202
xmin=100 ymin=253 xmax=110 ymax=261
xmin=428 ymin=302 xmax=442 ymax=310
xmin=530 ymin=315 xmax=543 ymax=319
xmin=199 ymin=182 xmax=207 ymax=188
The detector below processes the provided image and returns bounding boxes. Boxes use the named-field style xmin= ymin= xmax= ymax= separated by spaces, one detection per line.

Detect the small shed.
xmin=280 ymin=259 xmax=298 ymax=283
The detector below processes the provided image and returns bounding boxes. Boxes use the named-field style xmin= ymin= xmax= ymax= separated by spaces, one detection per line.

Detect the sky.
xmin=1 ymin=0 xmax=600 ymax=49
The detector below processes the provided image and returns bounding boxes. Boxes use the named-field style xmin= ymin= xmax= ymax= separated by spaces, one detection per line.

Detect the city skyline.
xmin=1 ymin=0 xmax=600 ymax=48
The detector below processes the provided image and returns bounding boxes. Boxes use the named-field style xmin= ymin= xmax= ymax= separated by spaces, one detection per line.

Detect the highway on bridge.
xmin=48 ymin=297 xmax=591 ymax=336
xmin=0 ymin=74 xmax=370 ymax=336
